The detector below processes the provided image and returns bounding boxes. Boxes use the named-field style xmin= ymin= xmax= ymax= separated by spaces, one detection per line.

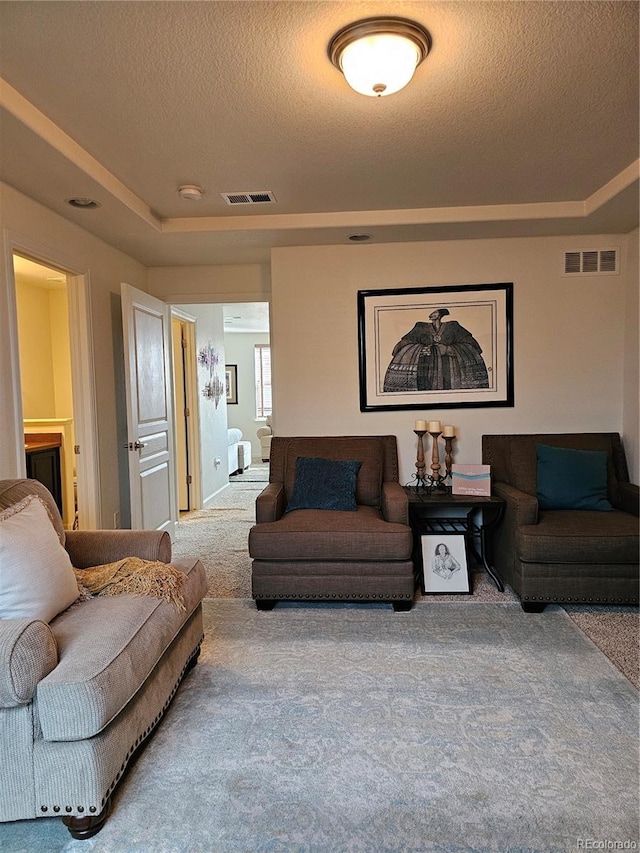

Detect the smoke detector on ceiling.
xmin=178 ymin=185 xmax=204 ymax=201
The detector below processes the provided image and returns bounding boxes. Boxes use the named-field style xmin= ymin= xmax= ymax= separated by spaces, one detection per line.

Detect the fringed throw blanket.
xmin=74 ymin=558 xmax=185 ymax=611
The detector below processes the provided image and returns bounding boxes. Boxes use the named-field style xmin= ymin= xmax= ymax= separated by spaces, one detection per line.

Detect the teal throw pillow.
xmin=535 ymin=444 xmax=613 ymax=511
xmin=286 ymin=457 xmax=362 ymax=513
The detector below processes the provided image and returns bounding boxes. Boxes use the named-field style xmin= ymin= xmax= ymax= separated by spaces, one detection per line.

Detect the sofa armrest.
xmin=64 ymin=529 xmax=172 ymax=569
xmin=487 ymin=482 xmax=539 ymax=589
xmin=493 ymin=481 xmax=539 ymax=526
xmin=618 ymin=482 xmax=639 ymax=516
xmin=255 ymin=483 xmax=285 ymax=523
xmin=381 ymin=482 xmax=409 ymax=525
xmin=0 ymin=619 xmax=58 ymax=708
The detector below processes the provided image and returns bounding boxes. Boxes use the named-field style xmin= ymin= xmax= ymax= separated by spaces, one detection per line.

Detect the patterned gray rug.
xmin=172 ymin=483 xmax=639 ymax=689
xmin=2 ymin=600 xmax=637 ymax=852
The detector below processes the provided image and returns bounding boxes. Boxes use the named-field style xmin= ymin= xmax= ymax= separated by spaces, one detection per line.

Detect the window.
xmin=254 ymin=344 xmax=272 ymax=418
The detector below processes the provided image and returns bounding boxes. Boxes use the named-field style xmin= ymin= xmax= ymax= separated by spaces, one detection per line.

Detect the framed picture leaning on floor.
xmin=421 ymin=534 xmax=470 ymax=594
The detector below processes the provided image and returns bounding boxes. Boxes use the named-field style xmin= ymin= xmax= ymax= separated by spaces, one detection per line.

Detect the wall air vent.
xmin=221 ymin=191 xmax=277 ymax=205
xmin=563 ymin=249 xmax=619 ymax=276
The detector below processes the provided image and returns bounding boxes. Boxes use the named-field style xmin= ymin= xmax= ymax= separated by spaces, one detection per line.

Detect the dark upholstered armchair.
xmin=482 ymin=433 xmax=639 ymax=611
xmin=248 ymin=436 xmax=414 ymax=610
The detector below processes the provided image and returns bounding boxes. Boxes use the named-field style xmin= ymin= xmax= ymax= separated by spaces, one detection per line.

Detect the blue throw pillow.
xmin=535 ymin=444 xmax=613 ymax=511
xmin=286 ymin=457 xmax=362 ymax=513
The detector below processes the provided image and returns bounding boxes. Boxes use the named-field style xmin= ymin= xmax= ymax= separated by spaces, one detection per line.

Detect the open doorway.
xmin=10 ymin=249 xmax=100 ymax=529
xmin=166 ymin=300 xmax=270 ymax=512
xmin=223 ymin=302 xmax=271 ymax=481
xmin=13 ymin=255 xmax=77 ymax=527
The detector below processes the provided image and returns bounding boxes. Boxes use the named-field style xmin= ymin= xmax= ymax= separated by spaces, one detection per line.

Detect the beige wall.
xmin=148 ymin=264 xmax=270 ymax=303
xmin=15 ymin=280 xmax=57 ymax=417
xmin=271 ymin=234 xmax=636 ymax=485
xmin=49 ymin=288 xmax=74 ymax=418
xmin=0 ymin=182 xmax=147 ymax=526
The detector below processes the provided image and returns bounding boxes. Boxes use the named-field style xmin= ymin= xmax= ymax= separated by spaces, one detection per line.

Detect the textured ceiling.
xmin=0 ymin=1 xmax=638 ymax=266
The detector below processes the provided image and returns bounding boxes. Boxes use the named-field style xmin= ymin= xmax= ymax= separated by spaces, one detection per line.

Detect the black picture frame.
xmin=357 ymin=283 xmax=514 ymax=412
xmin=225 ymin=364 xmax=238 ymax=405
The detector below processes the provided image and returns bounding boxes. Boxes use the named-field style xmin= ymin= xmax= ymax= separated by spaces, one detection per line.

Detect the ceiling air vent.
xmin=221 ymin=191 xmax=277 ymax=205
xmin=563 ymin=249 xmax=619 ymax=276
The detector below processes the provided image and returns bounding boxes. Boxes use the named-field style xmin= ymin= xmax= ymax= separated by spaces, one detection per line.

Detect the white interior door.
xmin=121 ymin=283 xmax=177 ymax=535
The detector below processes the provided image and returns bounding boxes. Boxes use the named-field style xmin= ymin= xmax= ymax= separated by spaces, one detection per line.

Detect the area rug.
xmin=171 ymin=484 xmax=639 ymax=688
xmin=2 ymin=600 xmax=637 ymax=853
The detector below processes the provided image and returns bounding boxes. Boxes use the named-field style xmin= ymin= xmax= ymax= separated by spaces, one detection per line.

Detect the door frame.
xmin=3 ymin=229 xmax=101 ymax=528
xmin=170 ymin=308 xmax=201 ymax=513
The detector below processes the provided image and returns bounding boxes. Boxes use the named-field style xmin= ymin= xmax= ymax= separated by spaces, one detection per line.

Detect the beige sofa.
xmin=257 ymin=416 xmax=273 ymax=462
xmin=0 ymin=479 xmax=207 ymax=839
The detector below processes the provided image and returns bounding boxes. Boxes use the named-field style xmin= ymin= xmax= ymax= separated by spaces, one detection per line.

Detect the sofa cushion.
xmin=0 ymin=495 xmax=79 ymax=622
xmin=286 ymin=457 xmax=361 ymax=513
xmin=37 ymin=558 xmax=207 ymax=741
xmin=508 ymin=434 xmax=621 ymax=504
xmin=516 ymin=510 xmax=638 ymax=564
xmin=0 ymin=478 xmax=65 ymax=545
xmin=249 ymin=505 xmax=412 ymax=561
xmin=536 ymin=444 xmax=613 ymax=511
xmin=283 ymin=438 xmax=383 ymax=507
xmin=0 ymin=619 xmax=58 ymax=708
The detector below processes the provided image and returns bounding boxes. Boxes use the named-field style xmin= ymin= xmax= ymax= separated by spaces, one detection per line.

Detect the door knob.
xmin=123 ymin=441 xmax=146 ymax=451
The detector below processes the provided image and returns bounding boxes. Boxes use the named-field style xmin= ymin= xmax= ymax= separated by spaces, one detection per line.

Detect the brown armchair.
xmin=482 ymin=433 xmax=639 ymax=611
xmin=248 ymin=436 xmax=415 ymax=610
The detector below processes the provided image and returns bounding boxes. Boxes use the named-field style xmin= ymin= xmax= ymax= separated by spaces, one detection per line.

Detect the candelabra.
xmin=426 ymin=427 xmax=448 ymax=492
xmin=444 ymin=434 xmax=456 ymax=481
xmin=412 ymin=429 xmax=428 ymax=488
xmin=411 ymin=425 xmax=451 ymax=493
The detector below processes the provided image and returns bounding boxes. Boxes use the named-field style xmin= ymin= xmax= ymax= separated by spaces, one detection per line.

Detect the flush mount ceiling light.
xmin=329 ymin=16 xmax=431 ymax=97
xmin=178 ymin=184 xmax=204 ymax=201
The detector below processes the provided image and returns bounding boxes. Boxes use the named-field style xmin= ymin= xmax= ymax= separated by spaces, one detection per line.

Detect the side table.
xmin=404 ymin=488 xmax=506 ymax=593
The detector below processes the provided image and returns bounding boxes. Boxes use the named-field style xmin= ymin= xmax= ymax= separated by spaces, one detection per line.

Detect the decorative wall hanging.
xmin=358 ymin=283 xmax=514 ymax=411
xmin=198 ymin=342 xmax=224 ymax=407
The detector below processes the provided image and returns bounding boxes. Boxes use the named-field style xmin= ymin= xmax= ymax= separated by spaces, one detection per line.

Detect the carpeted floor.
xmin=172 ymin=481 xmax=640 ymax=689
xmin=2 ymin=600 xmax=637 ymax=853
xmin=228 ymin=463 xmax=269 ymax=484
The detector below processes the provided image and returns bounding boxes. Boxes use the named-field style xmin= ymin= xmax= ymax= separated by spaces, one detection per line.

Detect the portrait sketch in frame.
xmin=357 ymin=283 xmax=513 ymax=411
xmin=421 ymin=534 xmax=470 ymax=594
xmin=225 ymin=365 xmax=238 ymax=404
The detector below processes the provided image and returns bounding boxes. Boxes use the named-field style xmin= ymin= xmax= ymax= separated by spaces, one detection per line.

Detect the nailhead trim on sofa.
xmin=38 ymin=638 xmax=203 ymax=817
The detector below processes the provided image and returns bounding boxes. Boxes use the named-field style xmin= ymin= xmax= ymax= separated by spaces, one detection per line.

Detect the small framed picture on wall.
xmin=225 ymin=364 xmax=238 ymax=404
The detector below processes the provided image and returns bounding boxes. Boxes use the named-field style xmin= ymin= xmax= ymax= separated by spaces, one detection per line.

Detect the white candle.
xmin=442 ymin=425 xmax=455 ymax=437
xmin=427 ymin=420 xmax=441 ymax=433
xmin=414 ymin=419 xmax=427 ymax=431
